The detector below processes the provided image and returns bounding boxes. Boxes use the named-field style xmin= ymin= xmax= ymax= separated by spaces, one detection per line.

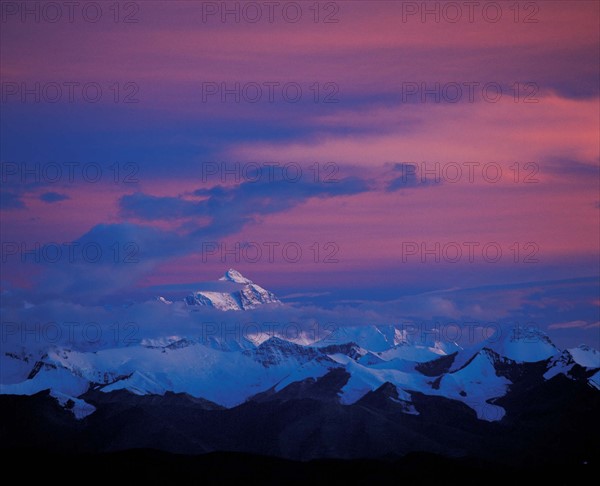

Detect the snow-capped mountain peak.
xmin=567 ymin=344 xmax=600 ymax=368
xmin=219 ymin=268 xmax=253 ymax=284
xmin=486 ymin=326 xmax=559 ymax=362
xmin=156 ymin=269 xmax=282 ymax=311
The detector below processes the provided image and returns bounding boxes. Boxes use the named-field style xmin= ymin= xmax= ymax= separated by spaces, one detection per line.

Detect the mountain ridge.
xmin=1 ymin=269 xmax=598 ymax=462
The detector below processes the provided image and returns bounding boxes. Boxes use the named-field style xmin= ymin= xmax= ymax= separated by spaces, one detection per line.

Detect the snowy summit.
xmin=219 ymin=268 xmax=254 ymax=285
xmin=185 ymin=269 xmax=281 ymax=311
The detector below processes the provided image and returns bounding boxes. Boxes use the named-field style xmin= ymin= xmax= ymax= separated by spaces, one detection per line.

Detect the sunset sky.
xmin=1 ymin=1 xmax=598 ymax=348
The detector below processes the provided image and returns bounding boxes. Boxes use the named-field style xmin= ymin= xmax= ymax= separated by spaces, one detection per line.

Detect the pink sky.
xmin=1 ymin=0 xmax=598 ymax=296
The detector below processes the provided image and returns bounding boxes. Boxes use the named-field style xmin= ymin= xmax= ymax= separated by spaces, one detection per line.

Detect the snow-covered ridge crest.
xmin=219 ymin=268 xmax=254 ymax=284
xmin=4 ymin=322 xmax=596 ymax=422
xmin=2 ymin=269 xmax=598 ymax=422
xmin=159 ymin=269 xmax=282 ymax=311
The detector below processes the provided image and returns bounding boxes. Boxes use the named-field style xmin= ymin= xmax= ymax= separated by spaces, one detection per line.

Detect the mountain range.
xmin=1 ymin=270 xmax=598 ymax=467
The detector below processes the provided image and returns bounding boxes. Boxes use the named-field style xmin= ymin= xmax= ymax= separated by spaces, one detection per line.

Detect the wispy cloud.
xmin=549 ymin=320 xmax=600 ymax=330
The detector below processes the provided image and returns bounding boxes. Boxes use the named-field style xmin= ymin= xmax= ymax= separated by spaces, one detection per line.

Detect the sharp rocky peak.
xmin=219 ymin=269 xmax=253 ymax=284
